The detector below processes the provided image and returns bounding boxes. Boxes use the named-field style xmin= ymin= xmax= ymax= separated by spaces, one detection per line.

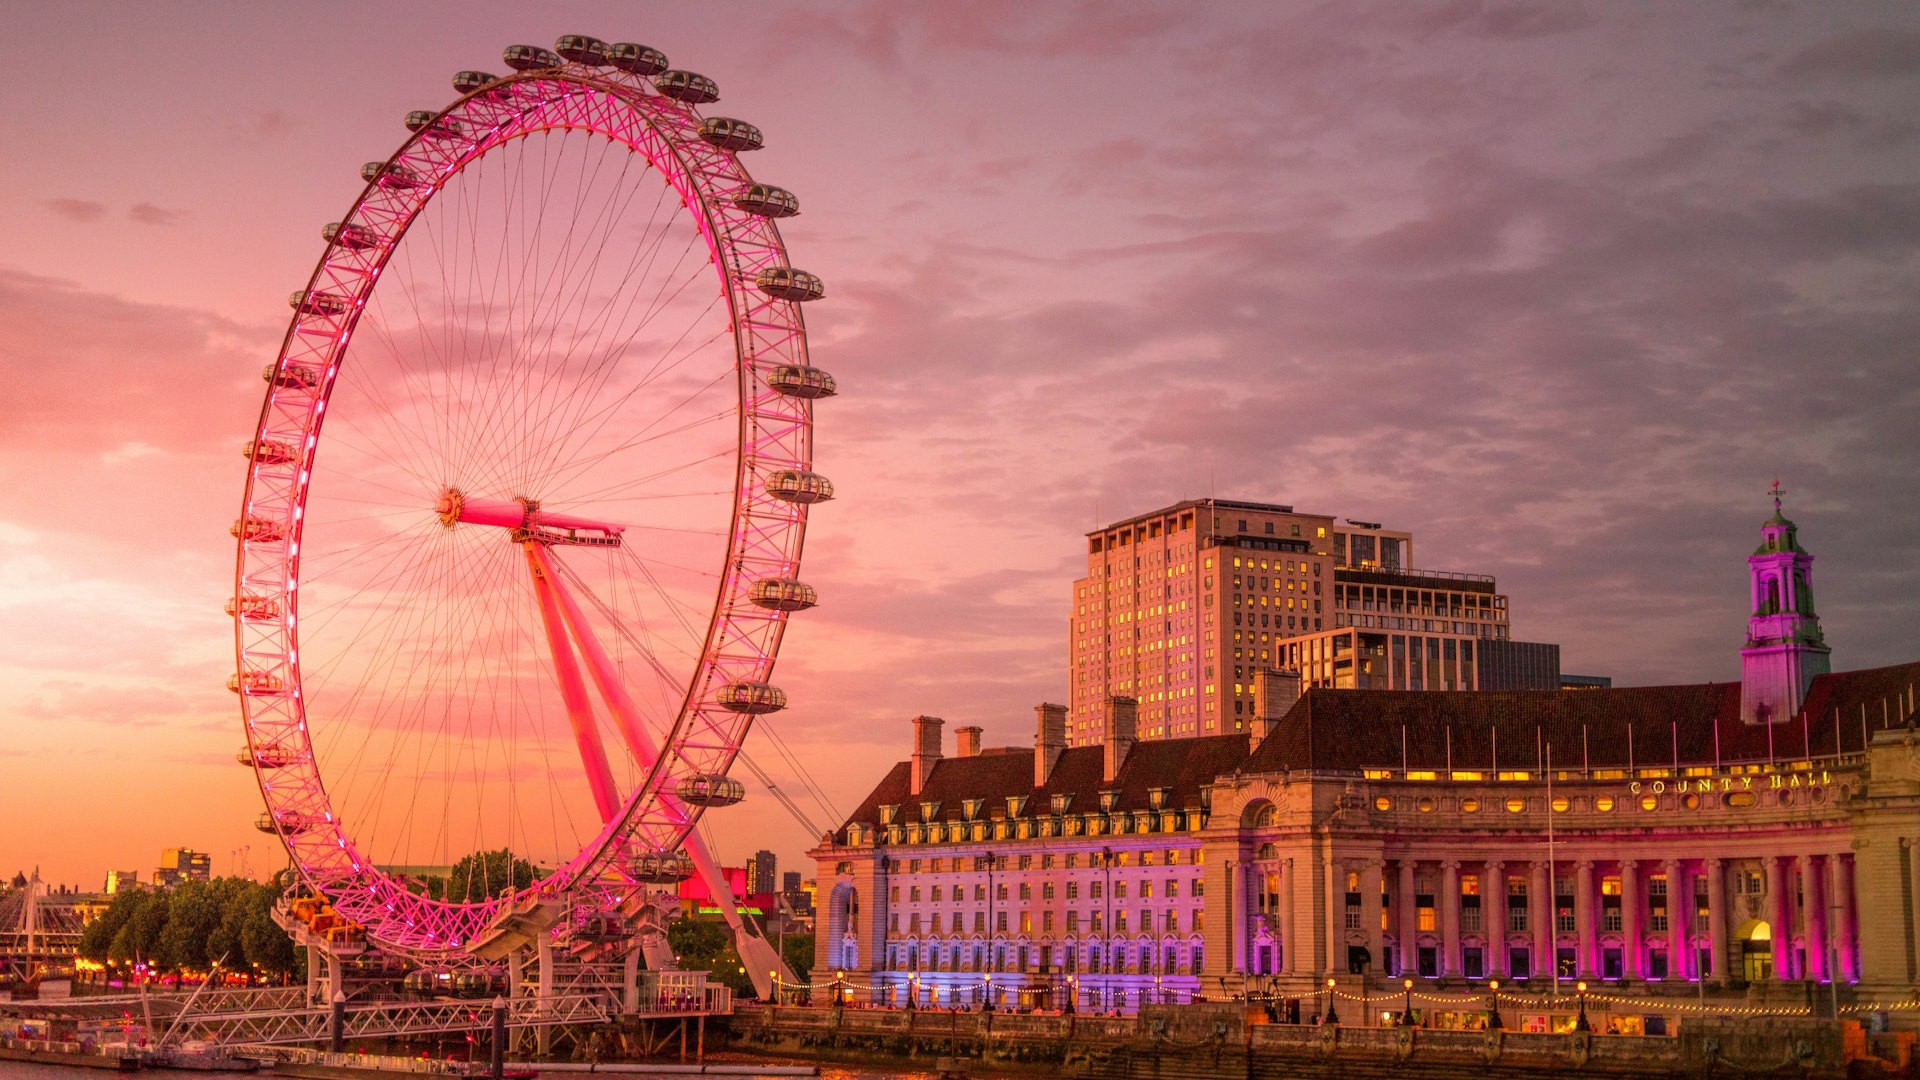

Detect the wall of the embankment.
xmin=721 ymin=1003 xmax=1913 ymax=1080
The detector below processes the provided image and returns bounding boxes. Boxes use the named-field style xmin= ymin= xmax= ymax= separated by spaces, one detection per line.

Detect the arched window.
xmin=1766 ymin=578 xmax=1780 ymax=614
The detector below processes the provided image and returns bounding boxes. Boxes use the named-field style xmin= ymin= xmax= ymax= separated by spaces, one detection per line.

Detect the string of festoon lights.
xmin=770 ymin=971 xmax=1920 ymax=1019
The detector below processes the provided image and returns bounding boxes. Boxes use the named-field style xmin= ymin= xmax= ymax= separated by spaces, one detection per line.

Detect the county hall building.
xmin=812 ymin=496 xmax=1920 ymax=1031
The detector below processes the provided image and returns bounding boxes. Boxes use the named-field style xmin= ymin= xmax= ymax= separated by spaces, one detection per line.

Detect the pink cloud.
xmin=44 ymin=198 xmax=106 ymax=223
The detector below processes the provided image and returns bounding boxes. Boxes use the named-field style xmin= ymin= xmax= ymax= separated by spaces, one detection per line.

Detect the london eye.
xmin=229 ymin=35 xmax=832 ymax=994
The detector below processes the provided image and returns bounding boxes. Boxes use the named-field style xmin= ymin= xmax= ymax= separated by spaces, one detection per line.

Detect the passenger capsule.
xmin=404 ymin=110 xmax=466 ymax=140
xmin=675 ymin=773 xmax=748 ymax=806
xmin=765 ymin=469 xmax=834 ymax=504
xmin=262 ymin=362 xmax=323 ymax=392
xmin=606 ymin=43 xmax=668 ymax=76
xmin=503 ymin=44 xmax=562 ymax=71
xmin=231 ymin=516 xmax=288 ymax=544
xmin=237 ymin=743 xmax=297 ymax=769
xmin=255 ymin=809 xmax=313 ymax=835
xmin=228 ymin=668 xmax=285 ymax=696
xmin=554 ymin=35 xmax=610 ymax=65
xmin=322 ymin=222 xmax=378 ymax=251
xmin=361 ymin=161 xmax=425 ymax=189
xmin=652 ymin=70 xmax=719 ymax=104
xmin=732 ymin=183 xmax=799 ymax=219
xmin=452 ymin=70 xmax=500 ymax=96
xmin=697 ymin=117 xmax=763 ymax=152
xmin=244 ymin=438 xmax=297 ymax=466
xmin=714 ymin=681 xmax=787 ymax=715
xmin=288 ymin=290 xmax=349 ymax=318
xmin=766 ymin=364 xmax=837 ymax=399
xmin=627 ymin=851 xmax=694 ymax=884
xmin=754 ymin=267 xmax=825 ymax=302
xmin=749 ymin=578 xmax=818 ymax=612
xmin=226 ymin=592 xmax=282 ymax=621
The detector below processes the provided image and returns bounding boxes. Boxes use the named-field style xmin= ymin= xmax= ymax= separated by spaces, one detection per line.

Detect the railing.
xmin=1336 ymin=565 xmax=1497 ymax=589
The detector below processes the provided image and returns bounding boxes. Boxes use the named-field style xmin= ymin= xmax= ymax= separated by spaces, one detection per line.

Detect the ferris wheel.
xmin=229 ymin=36 xmax=833 ymax=976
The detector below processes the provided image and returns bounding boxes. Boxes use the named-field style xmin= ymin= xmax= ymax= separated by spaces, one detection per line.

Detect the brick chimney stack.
xmin=1251 ymin=668 xmax=1302 ymax=751
xmin=910 ymin=715 xmax=944 ymax=796
xmin=1034 ymin=703 xmax=1067 ymax=787
xmin=1103 ymin=696 xmax=1138 ymax=783
xmin=954 ymin=725 xmax=983 ymax=758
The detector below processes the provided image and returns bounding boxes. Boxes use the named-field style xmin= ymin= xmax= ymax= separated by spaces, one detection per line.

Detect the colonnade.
xmin=1231 ymin=851 xmax=1859 ymax=985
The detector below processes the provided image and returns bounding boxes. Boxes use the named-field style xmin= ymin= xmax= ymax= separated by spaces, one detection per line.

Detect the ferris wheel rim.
xmin=230 ymin=57 xmax=821 ymax=957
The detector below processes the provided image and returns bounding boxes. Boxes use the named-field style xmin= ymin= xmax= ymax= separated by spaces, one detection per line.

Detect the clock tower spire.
xmin=1739 ymin=481 xmax=1831 ymax=725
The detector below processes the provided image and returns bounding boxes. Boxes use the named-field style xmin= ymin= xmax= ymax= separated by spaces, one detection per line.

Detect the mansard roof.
xmin=834 ymin=662 xmax=1920 ymax=839
xmin=1243 ymin=660 xmax=1920 ymax=774
xmin=839 ymin=734 xmax=1250 ymax=833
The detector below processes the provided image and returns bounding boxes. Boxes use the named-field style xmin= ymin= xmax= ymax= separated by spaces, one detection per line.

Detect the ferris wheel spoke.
xmin=511 ymin=202 xmax=705 ymax=485
xmin=468 ymin=227 xmax=715 ymax=500
xmin=528 ymin=363 xmax=734 ymax=499
xmin=522 ymin=309 xmax=733 ymax=495
xmin=450 ymin=136 xmax=636 ymax=491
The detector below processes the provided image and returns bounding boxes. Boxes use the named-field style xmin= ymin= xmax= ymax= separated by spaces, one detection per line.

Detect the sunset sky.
xmin=4 ymin=2 xmax=1919 ymax=890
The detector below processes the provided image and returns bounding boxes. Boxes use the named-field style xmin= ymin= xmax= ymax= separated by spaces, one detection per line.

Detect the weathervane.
xmin=1769 ymin=478 xmax=1785 ymax=513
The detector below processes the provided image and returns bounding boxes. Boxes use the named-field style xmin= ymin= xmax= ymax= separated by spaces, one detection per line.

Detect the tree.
xmin=110 ymin=890 xmax=169 ymax=965
xmin=155 ymin=880 xmax=223 ymax=972
xmin=80 ymin=890 xmax=145 ymax=962
xmin=666 ymin=917 xmax=752 ymax=996
xmin=780 ymin=932 xmax=814 ymax=986
xmin=241 ymin=884 xmax=299 ymax=982
xmin=444 ymin=849 xmax=536 ymax=905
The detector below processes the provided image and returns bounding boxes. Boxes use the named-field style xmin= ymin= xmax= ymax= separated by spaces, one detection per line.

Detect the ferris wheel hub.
xmin=439 ymin=487 xmax=626 ymax=546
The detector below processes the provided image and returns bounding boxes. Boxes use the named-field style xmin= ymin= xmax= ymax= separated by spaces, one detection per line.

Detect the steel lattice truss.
xmin=178 ymin=993 xmax=615 ymax=1047
xmin=232 ymin=44 xmax=825 ymax=958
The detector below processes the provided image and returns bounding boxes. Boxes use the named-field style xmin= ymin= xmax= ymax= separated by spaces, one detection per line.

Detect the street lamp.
xmin=1400 ymin=977 xmax=1416 ymax=1027
xmin=1324 ymin=976 xmax=1339 ymax=1025
xmin=907 ymin=972 xmax=918 ymax=1011
xmin=833 ymin=969 xmax=846 ymax=1009
xmin=1066 ymin=974 xmax=1078 ymax=1015
xmin=983 ymin=973 xmax=994 ymax=1013
xmin=1574 ymin=980 xmax=1591 ymax=1032
xmin=1487 ymin=978 xmax=1503 ymax=1030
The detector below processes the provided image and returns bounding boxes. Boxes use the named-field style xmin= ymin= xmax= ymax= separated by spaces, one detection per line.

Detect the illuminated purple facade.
xmin=814 ymin=497 xmax=1920 ymax=1028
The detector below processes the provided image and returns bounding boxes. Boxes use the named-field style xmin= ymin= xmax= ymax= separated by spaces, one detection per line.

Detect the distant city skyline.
xmin=3 ymin=3 xmax=1919 ymax=887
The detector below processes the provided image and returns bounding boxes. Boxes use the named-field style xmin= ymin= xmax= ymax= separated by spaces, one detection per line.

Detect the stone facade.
xmin=817 ymin=500 xmax=1920 ymax=1026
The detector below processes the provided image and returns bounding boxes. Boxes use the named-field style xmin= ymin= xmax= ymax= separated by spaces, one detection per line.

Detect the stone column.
xmin=1621 ymin=860 xmax=1641 ymax=980
xmin=1487 ymin=861 xmax=1507 ymax=977
xmin=1910 ymin=841 xmax=1920 ymax=984
xmin=1803 ymin=854 xmax=1827 ymax=983
xmin=1706 ymin=858 xmax=1728 ymax=980
xmin=1531 ymin=860 xmax=1553 ymax=981
xmin=1442 ymin=861 xmax=1462 ymax=977
xmin=1398 ymin=860 xmax=1418 ymax=976
xmin=1663 ymin=859 xmax=1687 ymax=979
xmin=1834 ymin=852 xmax=1857 ymax=983
xmin=1363 ymin=859 xmax=1386 ymax=977
xmin=1230 ymin=861 xmax=1248 ymax=973
xmin=1325 ymin=849 xmax=1342 ymax=976
xmin=1575 ymin=860 xmax=1596 ymax=978
xmin=1765 ymin=856 xmax=1790 ymax=981
xmin=1281 ymin=857 xmax=1298 ymax=974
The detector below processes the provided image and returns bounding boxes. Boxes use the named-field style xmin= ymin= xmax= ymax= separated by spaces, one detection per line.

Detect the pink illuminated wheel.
xmin=229 ymin=36 xmax=834 ymax=957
